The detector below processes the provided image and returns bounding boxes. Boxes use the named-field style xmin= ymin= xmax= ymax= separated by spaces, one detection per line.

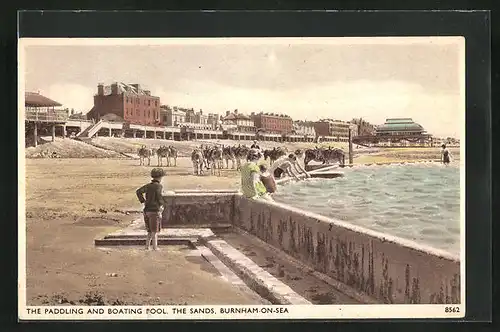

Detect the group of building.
xmin=86 ymin=82 xmax=363 ymax=142
xmin=25 ymin=82 xmax=456 ymax=147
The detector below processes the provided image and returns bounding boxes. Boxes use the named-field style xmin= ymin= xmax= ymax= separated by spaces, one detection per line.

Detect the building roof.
xmin=101 ymin=113 xmax=124 ymax=122
xmin=294 ymin=120 xmax=315 ymax=125
xmin=258 ymin=112 xmax=291 ymax=118
xmin=237 ymin=114 xmax=251 ymax=120
xmin=377 ymin=118 xmax=424 ymax=132
xmin=25 ymin=92 xmax=62 ymax=107
xmin=385 ymin=118 xmax=414 ymax=124
xmin=223 ymin=113 xmax=251 ymax=121
xmin=318 ymin=119 xmax=348 ymax=124
xmin=69 ymin=113 xmax=87 ymax=120
xmin=109 ymin=83 xmax=155 ymax=96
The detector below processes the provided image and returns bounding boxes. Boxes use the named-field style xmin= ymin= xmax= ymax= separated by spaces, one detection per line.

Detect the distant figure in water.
xmin=441 ymin=144 xmax=452 ymax=165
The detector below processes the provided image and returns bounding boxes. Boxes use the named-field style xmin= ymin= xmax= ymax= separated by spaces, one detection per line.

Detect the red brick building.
xmin=313 ymin=121 xmax=330 ymax=137
xmin=313 ymin=119 xmax=354 ymax=142
xmin=87 ymin=82 xmax=161 ymax=126
xmin=222 ymin=109 xmax=255 ymax=132
xmin=251 ymin=112 xmax=293 ymax=134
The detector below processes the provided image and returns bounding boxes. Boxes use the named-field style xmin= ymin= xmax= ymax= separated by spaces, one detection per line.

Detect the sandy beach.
xmin=24 ymin=158 xmax=261 ymax=305
xmin=23 ymin=138 xmax=459 ymax=305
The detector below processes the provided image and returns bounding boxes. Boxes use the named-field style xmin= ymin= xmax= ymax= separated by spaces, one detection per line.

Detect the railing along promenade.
xmin=25 ymin=110 xmax=69 ymax=123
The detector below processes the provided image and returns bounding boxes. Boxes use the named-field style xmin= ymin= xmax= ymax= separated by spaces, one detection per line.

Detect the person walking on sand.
xmin=441 ymin=144 xmax=452 ymax=165
xmin=136 ymin=168 xmax=166 ymax=251
xmin=240 ymin=149 xmax=272 ymax=201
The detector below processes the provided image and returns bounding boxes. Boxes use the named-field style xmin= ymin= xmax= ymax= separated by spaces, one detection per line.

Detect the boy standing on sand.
xmin=136 ymin=168 xmax=166 ymax=251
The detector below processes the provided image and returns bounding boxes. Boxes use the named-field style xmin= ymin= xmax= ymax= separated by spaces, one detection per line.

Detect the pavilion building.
xmin=375 ymin=118 xmax=427 ymax=137
xmin=24 ymin=92 xmax=67 ymax=147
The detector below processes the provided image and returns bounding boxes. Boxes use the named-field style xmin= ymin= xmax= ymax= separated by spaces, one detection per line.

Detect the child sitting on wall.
xmin=259 ymin=164 xmax=277 ymax=195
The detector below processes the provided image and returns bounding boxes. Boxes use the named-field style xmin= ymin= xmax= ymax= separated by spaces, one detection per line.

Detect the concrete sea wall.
xmin=162 ymin=191 xmax=460 ymax=304
xmin=162 ymin=191 xmax=236 ymax=226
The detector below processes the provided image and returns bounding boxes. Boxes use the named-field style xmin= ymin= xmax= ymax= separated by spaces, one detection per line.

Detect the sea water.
xmin=273 ymin=163 xmax=461 ymax=255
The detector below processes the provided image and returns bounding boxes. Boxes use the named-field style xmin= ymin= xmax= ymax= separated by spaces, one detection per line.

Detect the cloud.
xmin=32 ymin=79 xmax=460 ymax=138
xmin=23 ymin=42 xmax=462 ymax=138
xmin=41 ymin=84 xmax=95 ymax=112
xmin=152 ymin=79 xmax=460 ymax=137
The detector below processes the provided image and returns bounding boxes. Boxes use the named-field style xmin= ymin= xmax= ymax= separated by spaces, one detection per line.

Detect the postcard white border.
xmin=18 ymin=37 xmax=466 ymax=320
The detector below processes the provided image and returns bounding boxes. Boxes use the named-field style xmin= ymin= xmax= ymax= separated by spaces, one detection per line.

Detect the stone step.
xmin=201 ymin=237 xmax=311 ymax=305
xmin=163 ymin=224 xmax=233 ymax=233
xmin=94 ymin=237 xmax=197 ymax=247
xmin=174 ymin=189 xmax=240 ymax=194
xmin=103 ymin=234 xmax=199 ymax=239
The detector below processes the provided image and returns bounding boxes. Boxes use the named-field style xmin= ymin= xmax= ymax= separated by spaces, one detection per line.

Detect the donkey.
xmin=303 ymin=148 xmax=323 ymax=166
xmin=156 ymin=146 xmax=170 ymax=167
xmin=264 ymin=147 xmax=287 ymax=165
xmin=138 ymin=146 xmax=154 ymax=166
xmin=191 ymin=149 xmax=205 ymax=175
xmin=167 ymin=146 xmax=178 ymax=167
xmin=222 ymin=145 xmax=236 ymax=169
xmin=206 ymin=146 xmax=223 ymax=176
xmin=233 ymin=145 xmax=250 ymax=170
xmin=323 ymin=147 xmax=345 ymax=165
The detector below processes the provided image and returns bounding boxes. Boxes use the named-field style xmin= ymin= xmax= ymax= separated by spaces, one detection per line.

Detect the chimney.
xmin=251 ymin=112 xmax=255 ymax=116
xmin=226 ymin=111 xmax=230 ymax=116
xmin=97 ymin=83 xmax=104 ymax=96
xmin=200 ymin=109 xmax=203 ymax=114
xmin=234 ymin=109 xmax=238 ymax=114
xmin=111 ymin=83 xmax=118 ymax=95
xmin=131 ymin=84 xmax=141 ymax=92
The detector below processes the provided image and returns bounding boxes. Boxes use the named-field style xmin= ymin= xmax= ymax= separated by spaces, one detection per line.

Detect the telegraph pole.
xmin=348 ymin=128 xmax=353 ymax=165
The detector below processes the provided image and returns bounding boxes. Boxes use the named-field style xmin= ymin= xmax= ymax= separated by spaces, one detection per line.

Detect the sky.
xmin=21 ymin=38 xmax=464 ymax=138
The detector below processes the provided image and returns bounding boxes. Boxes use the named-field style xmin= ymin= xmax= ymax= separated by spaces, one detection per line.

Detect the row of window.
xmin=126 ymin=108 xmax=159 ymax=119
xmin=234 ymin=121 xmax=254 ymax=126
xmin=262 ymin=118 xmax=292 ymax=124
xmin=125 ymin=96 xmax=158 ymax=107
xmin=263 ymin=123 xmax=292 ymax=128
xmin=329 ymin=127 xmax=349 ymax=131
xmin=262 ymin=119 xmax=292 ymax=124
